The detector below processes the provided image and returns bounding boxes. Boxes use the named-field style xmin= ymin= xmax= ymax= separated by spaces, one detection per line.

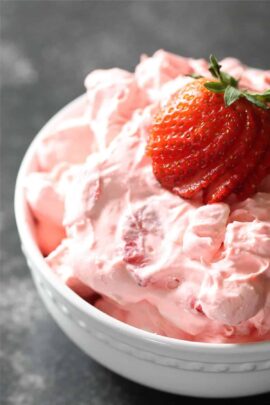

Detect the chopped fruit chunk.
xmin=122 ymin=206 xmax=160 ymax=266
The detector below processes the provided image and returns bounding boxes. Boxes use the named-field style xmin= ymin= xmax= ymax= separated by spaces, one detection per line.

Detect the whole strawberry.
xmin=147 ymin=55 xmax=270 ymax=203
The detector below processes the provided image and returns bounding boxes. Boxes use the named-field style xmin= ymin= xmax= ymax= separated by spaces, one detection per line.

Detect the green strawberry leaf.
xmin=209 ymin=55 xmax=222 ymax=79
xmin=250 ymin=90 xmax=270 ymax=102
xmin=224 ymin=86 xmax=242 ymax=106
xmin=201 ymin=54 xmax=269 ymax=109
xmin=243 ymin=93 xmax=269 ymax=109
xmin=220 ymin=71 xmax=238 ymax=87
xmin=262 ymin=89 xmax=270 ymax=97
xmin=204 ymin=82 xmax=226 ymax=93
xmin=187 ymin=73 xmax=204 ymax=79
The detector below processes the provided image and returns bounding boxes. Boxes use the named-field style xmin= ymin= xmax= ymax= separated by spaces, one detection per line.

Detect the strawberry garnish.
xmin=147 ymin=55 xmax=270 ymax=203
xmin=236 ymin=110 xmax=270 ymax=200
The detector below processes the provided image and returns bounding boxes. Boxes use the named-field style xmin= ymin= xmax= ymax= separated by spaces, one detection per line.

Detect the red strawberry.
xmin=173 ymin=97 xmax=258 ymax=199
xmin=236 ymin=148 xmax=270 ymax=200
xmin=204 ymin=110 xmax=270 ymax=203
xmin=147 ymin=61 xmax=270 ymax=203
xmin=236 ymin=110 xmax=270 ymax=200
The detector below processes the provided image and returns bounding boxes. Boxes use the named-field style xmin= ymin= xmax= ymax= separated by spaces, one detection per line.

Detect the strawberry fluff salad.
xmin=25 ymin=50 xmax=270 ymax=343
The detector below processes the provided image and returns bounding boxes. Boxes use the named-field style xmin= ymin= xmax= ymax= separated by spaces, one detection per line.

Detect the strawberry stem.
xmin=204 ymin=55 xmax=270 ymax=109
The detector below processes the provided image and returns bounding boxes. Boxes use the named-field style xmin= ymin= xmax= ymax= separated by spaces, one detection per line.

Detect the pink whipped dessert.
xmin=25 ymin=50 xmax=270 ymax=343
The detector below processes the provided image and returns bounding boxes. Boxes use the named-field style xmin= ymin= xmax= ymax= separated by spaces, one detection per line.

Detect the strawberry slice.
xmin=171 ymin=101 xmax=258 ymax=198
xmin=236 ymin=148 xmax=270 ymax=200
xmin=236 ymin=111 xmax=270 ymax=200
xmin=204 ymin=109 xmax=269 ymax=203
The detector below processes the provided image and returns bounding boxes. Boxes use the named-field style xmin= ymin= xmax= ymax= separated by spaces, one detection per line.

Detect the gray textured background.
xmin=1 ymin=1 xmax=270 ymax=404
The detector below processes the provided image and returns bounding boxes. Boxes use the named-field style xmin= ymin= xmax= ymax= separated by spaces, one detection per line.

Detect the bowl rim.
xmin=14 ymin=94 xmax=270 ymax=354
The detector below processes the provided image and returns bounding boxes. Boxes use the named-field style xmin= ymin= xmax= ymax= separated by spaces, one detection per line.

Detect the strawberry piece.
xmin=204 ymin=108 xmax=270 ymax=203
xmin=122 ymin=206 xmax=160 ymax=266
xmin=236 ymin=111 xmax=270 ymax=200
xmin=122 ymin=212 xmax=145 ymax=266
xmin=147 ymin=77 xmax=270 ymax=203
xmin=236 ymin=148 xmax=270 ymax=200
xmin=123 ymin=239 xmax=145 ymax=266
xmin=174 ymin=100 xmax=258 ymax=198
xmin=149 ymin=79 xmax=244 ymax=184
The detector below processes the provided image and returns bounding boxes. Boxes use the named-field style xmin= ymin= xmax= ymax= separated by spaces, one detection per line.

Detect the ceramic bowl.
xmin=14 ymin=95 xmax=270 ymax=398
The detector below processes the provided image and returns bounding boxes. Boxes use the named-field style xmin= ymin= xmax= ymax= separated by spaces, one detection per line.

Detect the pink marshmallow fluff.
xmin=25 ymin=50 xmax=270 ymax=343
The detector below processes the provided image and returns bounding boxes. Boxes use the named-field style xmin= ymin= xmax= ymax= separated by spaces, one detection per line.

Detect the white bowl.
xmin=15 ymin=95 xmax=270 ymax=398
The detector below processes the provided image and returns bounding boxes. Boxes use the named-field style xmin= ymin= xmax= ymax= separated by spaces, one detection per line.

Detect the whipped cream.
xmin=25 ymin=50 xmax=270 ymax=343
